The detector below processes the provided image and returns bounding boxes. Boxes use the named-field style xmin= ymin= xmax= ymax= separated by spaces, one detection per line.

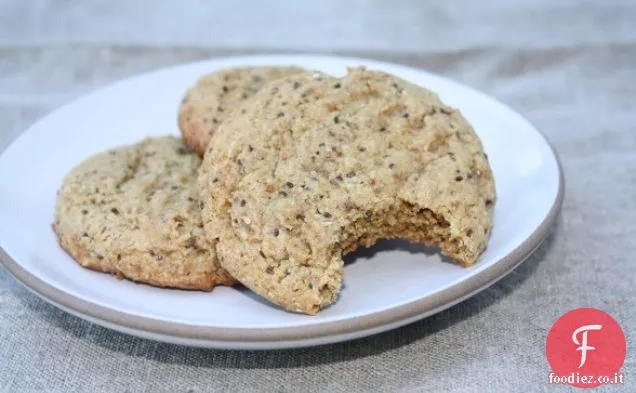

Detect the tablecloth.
xmin=1 ymin=1 xmax=634 ymax=392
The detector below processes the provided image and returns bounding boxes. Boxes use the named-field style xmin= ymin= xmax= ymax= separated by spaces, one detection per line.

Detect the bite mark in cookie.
xmin=199 ymin=68 xmax=496 ymax=314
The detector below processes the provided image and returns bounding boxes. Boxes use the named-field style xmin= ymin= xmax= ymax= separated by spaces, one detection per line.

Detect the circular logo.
xmin=546 ymin=308 xmax=626 ymax=388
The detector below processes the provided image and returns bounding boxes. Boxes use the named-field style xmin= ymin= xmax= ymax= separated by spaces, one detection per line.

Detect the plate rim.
xmin=0 ymin=53 xmax=565 ymax=348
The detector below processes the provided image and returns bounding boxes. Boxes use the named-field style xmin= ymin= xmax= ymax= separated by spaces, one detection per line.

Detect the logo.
xmin=546 ymin=308 xmax=626 ymax=388
xmin=572 ymin=324 xmax=602 ymax=369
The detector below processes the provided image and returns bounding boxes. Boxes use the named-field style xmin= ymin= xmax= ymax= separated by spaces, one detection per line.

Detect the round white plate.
xmin=0 ymin=54 xmax=563 ymax=349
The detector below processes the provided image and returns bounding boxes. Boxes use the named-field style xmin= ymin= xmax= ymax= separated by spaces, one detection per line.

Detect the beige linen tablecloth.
xmin=0 ymin=1 xmax=634 ymax=392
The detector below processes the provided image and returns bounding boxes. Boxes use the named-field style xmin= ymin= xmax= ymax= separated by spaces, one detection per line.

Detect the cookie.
xmin=178 ymin=66 xmax=306 ymax=155
xmin=198 ymin=68 xmax=496 ymax=314
xmin=53 ymin=136 xmax=236 ymax=290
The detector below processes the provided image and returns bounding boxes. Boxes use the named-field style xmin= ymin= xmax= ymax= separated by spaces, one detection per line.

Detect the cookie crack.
xmin=114 ymin=152 xmax=142 ymax=190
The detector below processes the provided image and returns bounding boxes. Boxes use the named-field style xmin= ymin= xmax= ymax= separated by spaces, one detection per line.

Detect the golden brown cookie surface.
xmin=199 ymin=68 xmax=496 ymax=314
xmin=178 ymin=66 xmax=306 ymax=155
xmin=53 ymin=136 xmax=236 ymax=290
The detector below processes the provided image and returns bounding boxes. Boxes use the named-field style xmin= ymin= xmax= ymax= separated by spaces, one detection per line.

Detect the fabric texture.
xmin=0 ymin=1 xmax=634 ymax=392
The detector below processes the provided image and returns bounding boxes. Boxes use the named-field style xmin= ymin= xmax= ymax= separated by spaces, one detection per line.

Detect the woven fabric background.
xmin=0 ymin=1 xmax=634 ymax=392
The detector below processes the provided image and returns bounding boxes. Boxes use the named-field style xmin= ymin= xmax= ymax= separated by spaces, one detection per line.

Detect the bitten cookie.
xmin=53 ymin=136 xmax=236 ymax=290
xmin=178 ymin=66 xmax=306 ymax=155
xmin=198 ymin=68 xmax=496 ymax=314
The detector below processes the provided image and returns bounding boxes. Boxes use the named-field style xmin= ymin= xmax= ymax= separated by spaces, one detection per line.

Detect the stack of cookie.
xmin=54 ymin=65 xmax=496 ymax=315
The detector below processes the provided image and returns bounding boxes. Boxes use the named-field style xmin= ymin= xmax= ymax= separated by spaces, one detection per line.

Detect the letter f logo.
xmin=572 ymin=324 xmax=602 ymax=368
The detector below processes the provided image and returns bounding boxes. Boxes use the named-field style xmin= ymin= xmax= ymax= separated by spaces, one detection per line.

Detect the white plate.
xmin=0 ymin=54 xmax=563 ymax=349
